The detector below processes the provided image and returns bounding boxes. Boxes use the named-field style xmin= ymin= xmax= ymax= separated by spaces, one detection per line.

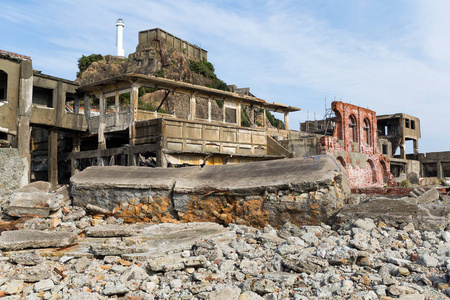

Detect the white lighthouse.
xmin=116 ymin=19 xmax=125 ymax=57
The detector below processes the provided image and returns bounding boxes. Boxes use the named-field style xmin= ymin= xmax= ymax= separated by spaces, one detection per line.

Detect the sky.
xmin=1 ymin=0 xmax=449 ymax=153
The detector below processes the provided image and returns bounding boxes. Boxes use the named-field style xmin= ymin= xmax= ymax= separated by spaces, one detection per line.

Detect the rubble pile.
xmin=0 ymin=206 xmax=449 ymax=299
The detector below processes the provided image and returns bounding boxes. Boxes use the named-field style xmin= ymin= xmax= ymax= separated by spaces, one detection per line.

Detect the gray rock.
xmin=62 ymin=206 xmax=86 ymax=222
xmin=417 ymin=254 xmax=439 ymax=267
xmin=103 ymin=283 xmax=129 ymax=296
xmin=69 ymin=292 xmax=100 ymax=300
xmin=354 ymin=218 xmax=376 ymax=231
xmin=208 ymin=285 xmax=241 ymax=300
xmin=263 ymin=272 xmax=299 ymax=286
xmin=34 ymin=279 xmax=54 ymax=292
xmin=85 ymin=224 xmax=133 ymax=237
xmin=416 ymin=188 xmax=440 ymax=204
xmin=5 ymin=280 xmax=25 ymax=295
xmin=238 ymin=291 xmax=264 ymax=300
xmin=75 ymin=256 xmax=91 ymax=273
xmin=9 ymin=251 xmax=43 ymax=265
xmin=17 ymin=265 xmax=50 ymax=282
xmin=0 ymin=230 xmax=77 ymax=251
xmin=6 ymin=191 xmax=53 ymax=217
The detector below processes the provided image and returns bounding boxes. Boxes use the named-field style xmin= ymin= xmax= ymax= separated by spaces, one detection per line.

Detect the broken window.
xmin=411 ymin=120 xmax=416 ymax=130
xmin=382 ymin=144 xmax=388 ymax=155
xmin=106 ymin=96 xmax=116 ymax=114
xmin=65 ymin=93 xmax=79 ymax=113
xmin=349 ymin=114 xmax=357 ymax=142
xmin=211 ymin=100 xmax=224 ymax=122
xmin=32 ymin=86 xmax=53 ymax=107
xmin=225 ymin=107 xmax=237 ymax=124
xmin=363 ymin=118 xmax=371 ymax=146
xmin=0 ymin=70 xmax=7 ymax=102
xmin=195 ymin=97 xmax=209 ymax=120
xmin=405 ymin=118 xmax=410 ymax=128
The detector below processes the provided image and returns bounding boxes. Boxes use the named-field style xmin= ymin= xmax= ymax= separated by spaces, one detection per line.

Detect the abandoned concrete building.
xmin=0 ymin=41 xmax=299 ymax=191
xmin=0 ymin=27 xmax=447 ymax=193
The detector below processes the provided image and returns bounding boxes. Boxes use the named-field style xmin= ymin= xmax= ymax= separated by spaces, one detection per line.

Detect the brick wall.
xmin=319 ymin=101 xmax=395 ymax=188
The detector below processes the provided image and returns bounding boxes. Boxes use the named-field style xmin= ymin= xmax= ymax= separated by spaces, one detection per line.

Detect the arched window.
xmin=0 ymin=70 xmax=7 ymax=102
xmin=335 ymin=111 xmax=342 ymax=140
xmin=349 ymin=114 xmax=357 ymax=142
xmin=337 ymin=156 xmax=346 ymax=169
xmin=367 ymin=159 xmax=377 ymax=184
xmin=363 ymin=118 xmax=371 ymax=145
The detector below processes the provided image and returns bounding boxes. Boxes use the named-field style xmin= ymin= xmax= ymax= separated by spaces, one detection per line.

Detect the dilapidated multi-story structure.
xmin=0 ymin=40 xmax=299 ymax=191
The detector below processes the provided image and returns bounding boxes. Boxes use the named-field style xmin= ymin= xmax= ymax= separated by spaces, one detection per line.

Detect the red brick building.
xmin=319 ymin=101 xmax=395 ymax=188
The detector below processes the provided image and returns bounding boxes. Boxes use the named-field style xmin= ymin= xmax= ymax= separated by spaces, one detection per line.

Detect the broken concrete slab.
xmin=6 ymin=182 xmax=65 ymax=217
xmin=0 ymin=230 xmax=77 ymax=251
xmin=85 ymin=225 xmax=133 ymax=237
xmin=71 ymin=166 xmax=198 ymax=223
xmin=334 ymin=198 xmax=449 ymax=231
xmin=415 ymin=188 xmax=440 ymax=204
xmin=71 ymin=156 xmax=350 ymax=228
xmin=6 ymin=191 xmax=54 ymax=217
xmin=17 ymin=181 xmax=51 ymax=193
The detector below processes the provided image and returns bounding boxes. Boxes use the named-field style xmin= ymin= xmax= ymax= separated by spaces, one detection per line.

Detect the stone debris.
xmin=4 ymin=182 xmax=69 ymax=218
xmin=0 ymin=213 xmax=447 ymax=299
xmin=0 ymin=230 xmax=77 ymax=251
xmin=85 ymin=224 xmax=133 ymax=237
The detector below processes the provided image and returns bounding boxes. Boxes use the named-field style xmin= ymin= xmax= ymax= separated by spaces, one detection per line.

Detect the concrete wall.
xmin=0 ymin=57 xmax=21 ymax=136
xmin=280 ymin=137 xmax=321 ymax=157
xmin=138 ymin=28 xmax=208 ymax=61
xmin=0 ymin=148 xmax=26 ymax=205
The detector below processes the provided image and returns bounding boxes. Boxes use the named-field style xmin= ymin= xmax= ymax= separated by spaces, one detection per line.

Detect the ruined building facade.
xmin=318 ymin=101 xmax=394 ymax=187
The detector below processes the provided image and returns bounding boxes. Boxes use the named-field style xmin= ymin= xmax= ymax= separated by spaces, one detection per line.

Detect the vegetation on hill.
xmin=77 ymin=54 xmax=103 ymax=78
xmin=189 ymin=60 xmax=229 ymax=91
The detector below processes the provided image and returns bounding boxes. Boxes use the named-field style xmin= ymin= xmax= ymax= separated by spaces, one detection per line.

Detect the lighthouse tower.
xmin=116 ymin=19 xmax=125 ymax=57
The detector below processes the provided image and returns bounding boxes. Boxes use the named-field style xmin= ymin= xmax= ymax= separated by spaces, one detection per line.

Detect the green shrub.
xmin=399 ymin=179 xmax=410 ymax=187
xmin=77 ymin=54 xmax=103 ymax=78
xmin=241 ymin=109 xmax=251 ymax=127
xmin=189 ymin=59 xmax=229 ymax=91
xmin=265 ymin=110 xmax=285 ymax=129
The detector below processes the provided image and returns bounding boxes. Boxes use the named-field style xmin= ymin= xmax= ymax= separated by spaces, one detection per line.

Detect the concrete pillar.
xmin=48 ymin=129 xmax=58 ymax=190
xmin=236 ymin=102 xmax=241 ymax=126
xmin=98 ymin=90 xmax=106 ymax=150
xmin=74 ymin=97 xmax=80 ymax=113
xmin=55 ymin=81 xmax=65 ymax=128
xmin=437 ymin=161 xmax=443 ymax=179
xmin=84 ymin=93 xmax=91 ymax=119
xmin=263 ymin=109 xmax=267 ymax=128
xmin=413 ymin=139 xmax=419 ymax=158
xmin=70 ymin=134 xmax=80 ymax=176
xmin=207 ymin=99 xmax=211 ymax=122
xmin=128 ymin=85 xmax=139 ymax=166
xmin=189 ymin=92 xmax=196 ymax=121
xmin=400 ymin=145 xmax=406 ymax=159
xmin=284 ymin=112 xmax=289 ymax=130
xmin=115 ymin=90 xmax=119 ymax=126
xmin=250 ymin=107 xmax=255 ymax=125
xmin=17 ymin=59 xmax=33 ymax=187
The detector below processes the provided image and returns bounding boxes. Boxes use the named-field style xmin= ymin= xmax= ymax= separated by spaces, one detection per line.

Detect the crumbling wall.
xmin=71 ymin=156 xmax=350 ymax=228
xmin=319 ymin=101 xmax=395 ymax=188
xmin=0 ymin=148 xmax=26 ymax=205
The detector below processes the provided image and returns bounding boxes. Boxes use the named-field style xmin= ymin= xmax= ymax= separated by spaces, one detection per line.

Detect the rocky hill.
xmin=76 ymin=40 xmax=284 ymax=129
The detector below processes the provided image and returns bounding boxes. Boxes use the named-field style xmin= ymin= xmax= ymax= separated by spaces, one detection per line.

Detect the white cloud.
xmin=1 ymin=0 xmax=449 ymax=152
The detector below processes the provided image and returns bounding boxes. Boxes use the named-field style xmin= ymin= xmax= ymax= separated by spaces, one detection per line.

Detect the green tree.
xmin=77 ymin=54 xmax=103 ymax=78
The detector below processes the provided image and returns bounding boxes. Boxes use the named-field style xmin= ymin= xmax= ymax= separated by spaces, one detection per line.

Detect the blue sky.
xmin=1 ymin=0 xmax=449 ymax=153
